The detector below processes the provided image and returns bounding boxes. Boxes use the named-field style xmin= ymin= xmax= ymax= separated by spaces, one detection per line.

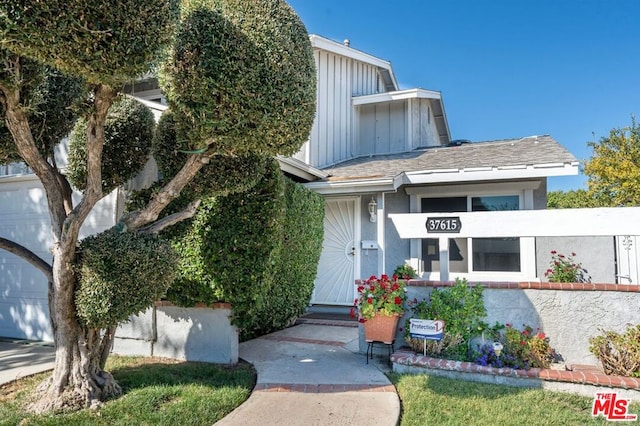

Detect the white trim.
xmin=405 ymin=181 xmax=541 ymax=197
xmin=377 ymin=193 xmax=385 ymax=276
xmin=352 ymin=88 xmax=442 ymax=106
xmin=402 ymin=163 xmax=579 ymax=185
xmin=276 ymin=156 xmax=328 ymax=181
xmin=390 ymin=207 xmax=640 ymax=239
xmin=309 ymin=35 xmax=398 ymax=89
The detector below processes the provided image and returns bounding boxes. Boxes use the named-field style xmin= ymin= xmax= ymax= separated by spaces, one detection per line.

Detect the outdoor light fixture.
xmin=492 ymin=341 xmax=504 ymax=357
xmin=368 ymin=197 xmax=377 ymax=223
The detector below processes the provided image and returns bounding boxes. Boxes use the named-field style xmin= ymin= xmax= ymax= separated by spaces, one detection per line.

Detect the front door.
xmin=312 ymin=198 xmax=359 ymax=305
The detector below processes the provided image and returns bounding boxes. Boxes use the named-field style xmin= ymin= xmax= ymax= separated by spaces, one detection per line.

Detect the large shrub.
xmin=164 ymin=159 xmax=325 ymax=340
xmin=67 ymin=95 xmax=155 ymax=193
xmin=166 ymin=159 xmax=285 ymax=321
xmin=160 ymin=0 xmax=316 ymax=156
xmin=250 ymin=177 xmax=324 ymax=332
xmin=75 ymin=231 xmax=178 ymax=329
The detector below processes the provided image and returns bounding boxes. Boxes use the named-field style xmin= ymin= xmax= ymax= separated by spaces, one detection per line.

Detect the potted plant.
xmin=351 ymin=274 xmax=407 ymax=344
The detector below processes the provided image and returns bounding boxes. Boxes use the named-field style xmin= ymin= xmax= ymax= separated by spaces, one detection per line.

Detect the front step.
xmin=297 ymin=305 xmax=358 ymax=327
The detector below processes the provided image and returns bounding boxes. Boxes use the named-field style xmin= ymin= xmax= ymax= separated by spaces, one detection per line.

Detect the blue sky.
xmin=287 ymin=0 xmax=640 ymax=191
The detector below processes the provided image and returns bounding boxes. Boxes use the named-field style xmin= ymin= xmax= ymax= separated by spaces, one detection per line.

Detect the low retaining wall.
xmin=113 ymin=302 xmax=238 ymax=365
xmin=358 ymin=281 xmax=640 ymax=367
xmin=392 ymin=351 xmax=640 ymax=402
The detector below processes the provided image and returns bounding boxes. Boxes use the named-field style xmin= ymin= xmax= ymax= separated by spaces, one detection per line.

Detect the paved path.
xmin=0 ymin=322 xmax=400 ymax=425
xmin=215 ymin=322 xmax=400 ymax=426
xmin=0 ymin=339 xmax=55 ymax=385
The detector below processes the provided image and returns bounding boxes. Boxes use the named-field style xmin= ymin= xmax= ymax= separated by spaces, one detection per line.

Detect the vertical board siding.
xmin=357 ymin=101 xmax=408 ymax=156
xmin=310 ymin=50 xmax=382 ymax=168
xmin=411 ymin=99 xmax=441 ymax=149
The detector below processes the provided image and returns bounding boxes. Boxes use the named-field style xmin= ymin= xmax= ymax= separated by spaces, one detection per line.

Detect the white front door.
xmin=312 ymin=198 xmax=360 ymax=305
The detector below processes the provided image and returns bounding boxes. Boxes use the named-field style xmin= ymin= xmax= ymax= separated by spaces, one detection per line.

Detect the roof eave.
xmin=277 ymin=156 xmax=329 ymax=182
xmin=305 ymin=162 xmax=578 ymax=195
xmin=403 ymin=162 xmax=579 ymax=185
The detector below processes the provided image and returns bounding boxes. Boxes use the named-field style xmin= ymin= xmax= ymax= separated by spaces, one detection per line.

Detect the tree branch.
xmin=0 ymin=237 xmax=53 ymax=282
xmin=120 ymin=153 xmax=211 ymax=231
xmin=137 ymin=199 xmax=202 ymax=234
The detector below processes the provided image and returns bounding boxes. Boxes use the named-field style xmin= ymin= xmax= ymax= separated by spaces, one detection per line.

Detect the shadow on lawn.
xmin=108 ymin=356 xmax=256 ymax=393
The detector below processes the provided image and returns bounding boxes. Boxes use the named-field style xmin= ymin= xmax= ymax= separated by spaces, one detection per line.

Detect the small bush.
xmin=589 ymin=324 xmax=640 ymax=377
xmin=75 ymin=230 xmax=178 ymax=329
xmin=405 ymin=278 xmax=486 ymax=359
xmin=501 ymin=324 xmax=555 ymax=369
xmin=544 ymin=250 xmax=591 ymax=283
xmin=393 ymin=263 xmax=418 ymax=279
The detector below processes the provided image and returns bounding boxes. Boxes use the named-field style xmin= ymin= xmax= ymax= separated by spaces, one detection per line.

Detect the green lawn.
xmin=389 ymin=373 xmax=640 ymax=426
xmin=0 ymin=356 xmax=255 ymax=426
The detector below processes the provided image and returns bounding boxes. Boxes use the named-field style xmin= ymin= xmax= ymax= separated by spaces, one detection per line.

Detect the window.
xmin=421 ymin=195 xmax=521 ymax=274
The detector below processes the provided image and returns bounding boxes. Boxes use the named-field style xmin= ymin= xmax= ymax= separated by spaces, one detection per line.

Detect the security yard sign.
xmin=409 ymin=319 xmax=445 ymax=341
xmin=410 ymin=319 xmax=445 ymax=357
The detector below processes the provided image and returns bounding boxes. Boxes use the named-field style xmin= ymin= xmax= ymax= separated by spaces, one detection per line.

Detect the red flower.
xmin=520 ymin=341 xmax=526 ymax=345
xmin=357 ymin=286 xmax=364 ymax=293
xmin=505 ymin=323 xmax=511 ymax=327
xmin=392 ymin=274 xmax=398 ymax=280
xmin=367 ymin=297 xmax=373 ymax=304
xmin=550 ymin=250 xmax=557 ymax=254
xmin=522 ymin=330 xmax=529 ymax=336
xmin=391 ymin=283 xmax=399 ymax=291
xmin=369 ymin=285 xmax=375 ymax=291
xmin=358 ymin=318 xmax=365 ymax=323
xmin=537 ymin=333 xmax=546 ymax=339
xmin=394 ymin=297 xmax=402 ymax=305
xmin=349 ymin=308 xmax=356 ymax=318
xmin=381 ymin=274 xmax=389 ymax=281
xmin=571 ymin=252 xmax=576 ymax=257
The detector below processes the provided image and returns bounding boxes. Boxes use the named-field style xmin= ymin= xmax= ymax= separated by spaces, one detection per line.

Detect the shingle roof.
xmin=321 ymin=135 xmax=577 ymax=181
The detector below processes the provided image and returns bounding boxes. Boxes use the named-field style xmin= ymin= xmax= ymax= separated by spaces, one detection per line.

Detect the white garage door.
xmin=0 ymin=174 xmax=117 ymax=341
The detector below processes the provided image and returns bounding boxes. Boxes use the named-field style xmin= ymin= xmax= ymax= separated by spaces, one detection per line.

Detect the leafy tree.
xmin=0 ymin=0 xmax=315 ymax=413
xmin=546 ymin=189 xmax=602 ymax=209
xmin=583 ymin=117 xmax=640 ymax=206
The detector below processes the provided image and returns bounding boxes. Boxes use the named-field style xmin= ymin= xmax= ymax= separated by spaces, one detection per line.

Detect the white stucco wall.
xmin=114 ymin=304 xmax=239 ymax=365
xmin=376 ymin=284 xmax=640 ymax=367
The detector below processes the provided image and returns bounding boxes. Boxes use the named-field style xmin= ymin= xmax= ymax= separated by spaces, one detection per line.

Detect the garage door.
xmin=0 ymin=174 xmax=117 ymax=341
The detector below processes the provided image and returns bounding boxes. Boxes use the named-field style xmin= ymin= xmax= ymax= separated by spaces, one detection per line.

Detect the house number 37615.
xmin=426 ymin=217 xmax=462 ymax=233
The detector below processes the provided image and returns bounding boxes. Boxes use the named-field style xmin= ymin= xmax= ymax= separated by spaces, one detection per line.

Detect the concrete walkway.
xmin=0 ymin=339 xmax=55 ymax=385
xmin=0 ymin=322 xmax=400 ymax=425
xmin=215 ymin=322 xmax=400 ymax=426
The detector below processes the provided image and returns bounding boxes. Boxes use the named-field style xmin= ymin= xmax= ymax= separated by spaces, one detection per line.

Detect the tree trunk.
xmin=1 ymin=74 xmax=121 ymax=412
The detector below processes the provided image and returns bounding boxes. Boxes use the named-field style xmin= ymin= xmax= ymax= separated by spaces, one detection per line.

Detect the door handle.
xmin=349 ymin=247 xmax=356 ymax=256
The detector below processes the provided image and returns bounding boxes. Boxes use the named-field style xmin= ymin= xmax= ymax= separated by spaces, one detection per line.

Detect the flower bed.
xmin=392 ymin=349 xmax=640 ymax=401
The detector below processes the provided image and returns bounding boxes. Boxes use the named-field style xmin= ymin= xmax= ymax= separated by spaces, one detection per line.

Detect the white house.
xmin=3 ymin=34 xmax=632 ymax=341
xmin=278 ymin=36 xmax=588 ymax=307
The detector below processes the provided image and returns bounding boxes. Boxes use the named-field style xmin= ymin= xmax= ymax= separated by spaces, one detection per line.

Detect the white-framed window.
xmin=420 ymin=193 xmax=524 ymax=275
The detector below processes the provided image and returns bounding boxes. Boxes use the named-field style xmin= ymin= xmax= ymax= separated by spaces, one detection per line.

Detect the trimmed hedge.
xmin=160 ymin=0 xmax=316 ymax=156
xmin=164 ymin=158 xmax=324 ymax=340
xmin=0 ymin=0 xmax=180 ymax=85
xmin=75 ymin=230 xmax=178 ymax=329
xmin=67 ymin=95 xmax=155 ymax=193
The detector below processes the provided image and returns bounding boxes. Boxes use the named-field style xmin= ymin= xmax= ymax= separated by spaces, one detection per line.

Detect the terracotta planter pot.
xmin=364 ymin=313 xmax=401 ymax=344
